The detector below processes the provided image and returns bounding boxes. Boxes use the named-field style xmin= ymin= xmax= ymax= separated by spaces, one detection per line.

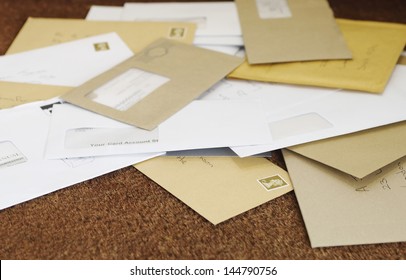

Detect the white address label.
xmin=0 ymin=141 xmax=27 ymax=169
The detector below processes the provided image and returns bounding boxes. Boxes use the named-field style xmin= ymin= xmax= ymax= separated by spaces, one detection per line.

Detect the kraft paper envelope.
xmin=230 ymin=19 xmax=406 ymax=93
xmin=234 ymin=0 xmax=351 ymax=64
xmin=62 ymin=38 xmax=244 ymax=130
xmin=0 ymin=17 xmax=196 ymax=109
xmin=288 ymin=121 xmax=406 ymax=179
xmin=0 ymin=100 xmax=161 ymax=211
xmin=45 ymin=101 xmax=270 ymax=158
xmin=283 ymin=149 xmax=406 ymax=248
xmin=134 ymin=156 xmax=292 ymax=225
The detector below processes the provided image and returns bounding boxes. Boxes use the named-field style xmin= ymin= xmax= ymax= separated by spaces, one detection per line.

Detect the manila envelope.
xmin=283 ymin=149 xmax=406 ymax=248
xmin=234 ymin=0 xmax=351 ymax=64
xmin=230 ymin=19 xmax=406 ymax=93
xmin=134 ymin=156 xmax=292 ymax=225
xmin=0 ymin=17 xmax=196 ymax=109
xmin=62 ymin=38 xmax=243 ymax=130
xmin=288 ymin=121 xmax=406 ymax=179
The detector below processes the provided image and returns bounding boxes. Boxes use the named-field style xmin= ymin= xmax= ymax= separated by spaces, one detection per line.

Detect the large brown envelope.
xmin=230 ymin=19 xmax=406 ymax=93
xmin=288 ymin=121 xmax=406 ymax=179
xmin=283 ymin=149 xmax=406 ymax=248
xmin=135 ymin=156 xmax=292 ymax=225
xmin=235 ymin=0 xmax=351 ymax=64
xmin=0 ymin=17 xmax=196 ymax=109
xmin=62 ymin=38 xmax=243 ymax=130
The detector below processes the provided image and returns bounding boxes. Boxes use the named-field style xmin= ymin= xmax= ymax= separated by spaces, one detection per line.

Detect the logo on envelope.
xmin=257 ymin=175 xmax=288 ymax=191
xmin=93 ymin=42 xmax=110 ymax=52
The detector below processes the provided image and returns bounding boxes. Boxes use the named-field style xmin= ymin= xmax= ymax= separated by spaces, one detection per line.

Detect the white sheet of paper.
xmin=0 ymin=33 xmax=133 ymax=87
xmin=121 ymin=2 xmax=243 ymax=46
xmin=201 ymin=65 xmax=406 ymax=156
xmin=166 ymin=148 xmax=272 ymax=157
xmin=45 ymin=101 xmax=271 ymax=159
xmin=0 ymin=100 xmax=161 ymax=211
xmin=86 ymin=5 xmax=124 ymax=21
xmin=198 ymin=45 xmax=241 ymax=55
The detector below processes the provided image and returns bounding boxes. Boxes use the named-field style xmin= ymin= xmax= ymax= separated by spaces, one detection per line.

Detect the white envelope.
xmin=86 ymin=5 xmax=124 ymax=21
xmin=0 ymin=100 xmax=161 ymax=211
xmin=0 ymin=33 xmax=133 ymax=87
xmin=121 ymin=2 xmax=243 ymax=46
xmin=45 ymin=101 xmax=271 ymax=159
xmin=205 ymin=65 xmax=406 ymax=157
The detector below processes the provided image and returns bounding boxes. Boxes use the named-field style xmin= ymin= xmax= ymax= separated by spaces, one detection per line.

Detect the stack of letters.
xmin=1 ymin=0 xmax=405 ymax=248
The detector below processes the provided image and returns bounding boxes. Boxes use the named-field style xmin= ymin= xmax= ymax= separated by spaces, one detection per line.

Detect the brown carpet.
xmin=0 ymin=0 xmax=405 ymax=260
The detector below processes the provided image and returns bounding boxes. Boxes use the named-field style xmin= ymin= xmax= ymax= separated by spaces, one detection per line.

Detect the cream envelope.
xmin=121 ymin=1 xmax=242 ymax=46
xmin=62 ymin=38 xmax=243 ymax=130
xmin=283 ymin=149 xmax=406 ymax=248
xmin=45 ymin=101 xmax=271 ymax=159
xmin=0 ymin=32 xmax=133 ymax=87
xmin=234 ymin=0 xmax=351 ymax=64
xmin=134 ymin=156 xmax=292 ymax=225
xmin=0 ymin=101 xmax=161 ymax=211
xmin=227 ymin=65 xmax=406 ymax=157
xmin=230 ymin=19 xmax=406 ymax=93
xmin=288 ymin=121 xmax=406 ymax=179
xmin=0 ymin=17 xmax=196 ymax=109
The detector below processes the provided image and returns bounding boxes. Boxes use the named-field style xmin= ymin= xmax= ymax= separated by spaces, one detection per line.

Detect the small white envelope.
xmin=86 ymin=5 xmax=124 ymax=21
xmin=0 ymin=101 xmax=161 ymax=211
xmin=201 ymin=65 xmax=406 ymax=157
xmin=121 ymin=2 xmax=243 ymax=46
xmin=0 ymin=33 xmax=133 ymax=87
xmin=45 ymin=100 xmax=271 ymax=159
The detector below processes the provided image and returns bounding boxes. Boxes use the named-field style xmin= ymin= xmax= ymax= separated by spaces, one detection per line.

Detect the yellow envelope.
xmin=134 ymin=156 xmax=292 ymax=225
xmin=230 ymin=19 xmax=406 ymax=93
xmin=0 ymin=17 xmax=196 ymax=109
xmin=283 ymin=149 xmax=406 ymax=248
xmin=288 ymin=121 xmax=406 ymax=179
xmin=235 ymin=0 xmax=351 ymax=64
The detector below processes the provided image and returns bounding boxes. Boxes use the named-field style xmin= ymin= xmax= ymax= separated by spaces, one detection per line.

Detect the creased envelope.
xmin=45 ymin=101 xmax=271 ymax=159
xmin=230 ymin=19 xmax=406 ymax=93
xmin=200 ymin=65 xmax=406 ymax=157
xmin=62 ymin=38 xmax=243 ymax=130
xmin=0 ymin=100 xmax=161 ymax=211
xmin=235 ymin=0 xmax=351 ymax=64
xmin=0 ymin=17 xmax=196 ymax=109
xmin=283 ymin=149 xmax=406 ymax=248
xmin=134 ymin=156 xmax=292 ymax=225
xmin=0 ymin=32 xmax=133 ymax=87
xmin=288 ymin=121 xmax=406 ymax=179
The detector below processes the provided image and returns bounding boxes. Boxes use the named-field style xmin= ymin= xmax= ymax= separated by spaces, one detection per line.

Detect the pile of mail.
xmin=1 ymin=0 xmax=405 ymax=249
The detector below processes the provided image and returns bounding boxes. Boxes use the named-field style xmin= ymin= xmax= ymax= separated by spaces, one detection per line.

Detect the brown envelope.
xmin=283 ymin=149 xmax=406 ymax=248
xmin=62 ymin=38 xmax=243 ymax=130
xmin=0 ymin=17 xmax=196 ymax=109
xmin=134 ymin=156 xmax=292 ymax=225
xmin=288 ymin=121 xmax=406 ymax=179
xmin=235 ymin=0 xmax=351 ymax=64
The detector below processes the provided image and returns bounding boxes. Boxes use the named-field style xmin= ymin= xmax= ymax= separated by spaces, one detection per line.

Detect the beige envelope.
xmin=62 ymin=38 xmax=243 ymax=130
xmin=230 ymin=19 xmax=406 ymax=93
xmin=0 ymin=17 xmax=196 ymax=109
xmin=288 ymin=121 xmax=406 ymax=179
xmin=134 ymin=156 xmax=292 ymax=225
xmin=234 ymin=0 xmax=351 ymax=64
xmin=283 ymin=149 xmax=406 ymax=248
